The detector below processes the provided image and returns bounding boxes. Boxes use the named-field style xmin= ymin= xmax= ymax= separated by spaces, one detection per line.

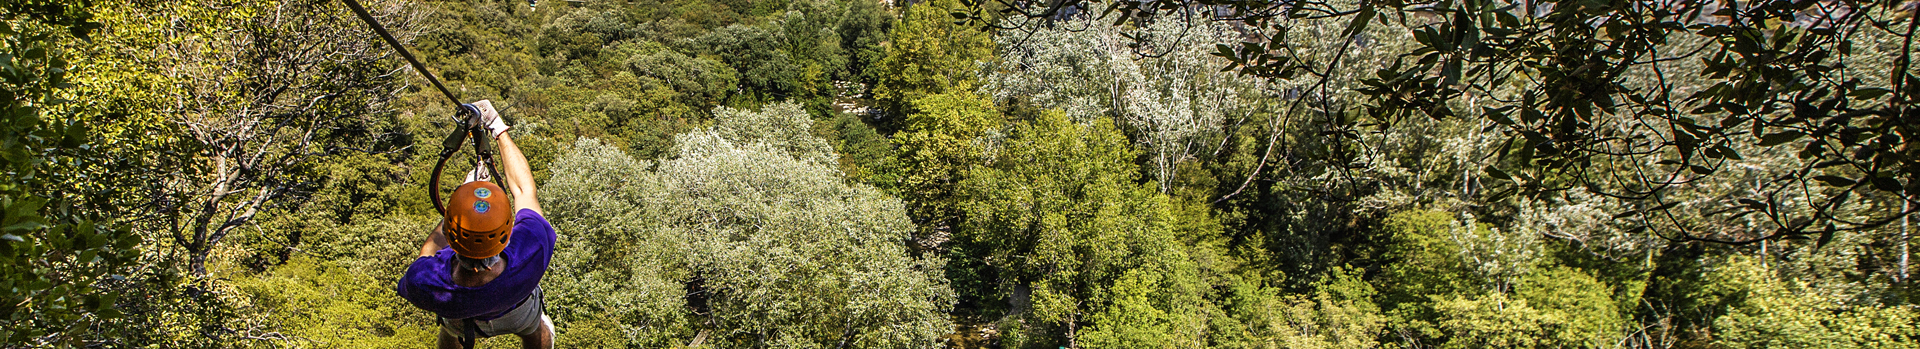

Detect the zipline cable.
xmin=340 ymin=0 xmax=463 ymax=108
xmin=338 ymin=0 xmax=498 ymax=218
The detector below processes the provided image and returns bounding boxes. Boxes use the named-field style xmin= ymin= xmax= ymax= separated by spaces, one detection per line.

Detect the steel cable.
xmin=340 ymin=0 xmax=463 ymax=108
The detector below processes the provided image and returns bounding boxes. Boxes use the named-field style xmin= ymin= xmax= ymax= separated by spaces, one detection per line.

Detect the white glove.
xmin=464 ymin=159 xmax=493 ymax=183
xmin=468 ymin=100 xmax=510 ymax=139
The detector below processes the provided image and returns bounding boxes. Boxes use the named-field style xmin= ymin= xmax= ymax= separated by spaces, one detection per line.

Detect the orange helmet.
xmin=445 ymin=181 xmax=514 ymax=259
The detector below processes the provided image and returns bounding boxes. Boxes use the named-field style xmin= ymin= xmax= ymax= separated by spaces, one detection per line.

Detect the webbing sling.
xmin=462 ymin=318 xmax=481 ymax=348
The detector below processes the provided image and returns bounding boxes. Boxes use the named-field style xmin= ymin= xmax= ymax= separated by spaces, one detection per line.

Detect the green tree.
xmin=542 ymin=137 xmax=688 ymax=348
xmin=1710 ymin=256 xmax=1920 ymax=349
xmin=972 ymin=0 xmax=1920 ymax=243
xmin=1216 ymin=267 xmax=1386 ymax=349
xmin=626 ymin=45 xmax=738 ymax=111
xmin=1079 ymin=260 xmax=1211 ymax=349
xmin=543 ymin=101 xmax=955 ymax=347
xmin=890 ymin=90 xmax=1001 ymax=249
xmin=0 ymin=0 xmax=143 ymax=345
xmin=835 ymin=0 xmax=892 ymax=86
xmin=870 ymin=0 xmax=990 ymax=119
xmin=957 ymin=109 xmax=1214 ymax=347
xmin=114 ymin=0 xmax=418 ymax=276
xmin=1425 ymin=267 xmax=1626 ymax=349
xmin=1375 ymin=210 xmax=1639 ymax=348
xmin=983 ymin=16 xmax=1262 ymax=193
xmin=231 ymin=257 xmax=437 ymax=347
xmin=814 ymin=112 xmax=897 ymax=185
xmin=697 ymin=0 xmax=879 ymax=111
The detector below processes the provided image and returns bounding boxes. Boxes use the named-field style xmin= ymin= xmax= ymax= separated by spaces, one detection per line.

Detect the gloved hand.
xmin=464 ymin=159 xmax=493 ymax=183
xmin=466 ymin=100 xmax=510 ymax=139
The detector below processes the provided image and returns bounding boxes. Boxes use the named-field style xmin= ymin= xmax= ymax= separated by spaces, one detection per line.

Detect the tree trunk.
xmin=132 ymin=0 xmax=418 ymax=277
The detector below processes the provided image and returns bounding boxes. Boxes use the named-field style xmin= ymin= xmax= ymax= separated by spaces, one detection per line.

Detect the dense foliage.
xmin=0 ymin=0 xmax=1914 ymax=348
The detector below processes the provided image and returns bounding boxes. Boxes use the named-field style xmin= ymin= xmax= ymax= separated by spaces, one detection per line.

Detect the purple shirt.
xmin=397 ymin=208 xmax=556 ymax=320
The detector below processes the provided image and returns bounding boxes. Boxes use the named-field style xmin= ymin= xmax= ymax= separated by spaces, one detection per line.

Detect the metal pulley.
xmin=428 ymin=104 xmax=505 ymax=217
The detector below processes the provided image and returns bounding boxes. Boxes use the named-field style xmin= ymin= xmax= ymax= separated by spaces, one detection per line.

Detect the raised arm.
xmin=496 ymin=132 xmax=541 ymax=215
xmin=471 ymin=100 xmax=541 ymax=215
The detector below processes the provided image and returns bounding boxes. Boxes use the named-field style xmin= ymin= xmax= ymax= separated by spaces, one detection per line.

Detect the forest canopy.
xmin=0 ymin=0 xmax=1916 ymax=348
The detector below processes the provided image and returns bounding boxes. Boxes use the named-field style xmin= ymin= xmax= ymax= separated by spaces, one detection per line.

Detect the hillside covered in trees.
xmin=2 ymin=0 xmax=1919 ymax=347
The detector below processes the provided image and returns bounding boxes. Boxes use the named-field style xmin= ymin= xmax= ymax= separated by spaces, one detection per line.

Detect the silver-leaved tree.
xmin=542 ymin=101 xmax=955 ymax=347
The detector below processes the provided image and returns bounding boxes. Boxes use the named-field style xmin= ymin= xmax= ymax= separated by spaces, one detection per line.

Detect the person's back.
xmin=395 ymin=101 xmax=555 ymax=349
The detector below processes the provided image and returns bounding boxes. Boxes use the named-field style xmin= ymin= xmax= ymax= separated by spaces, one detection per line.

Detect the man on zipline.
xmin=397 ymin=100 xmax=556 ymax=349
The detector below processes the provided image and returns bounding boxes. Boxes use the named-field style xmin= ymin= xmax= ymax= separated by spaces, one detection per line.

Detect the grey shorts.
xmin=440 ymin=287 xmax=547 ymax=339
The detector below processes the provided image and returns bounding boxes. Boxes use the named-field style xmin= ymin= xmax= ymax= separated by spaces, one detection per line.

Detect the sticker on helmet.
xmin=475 ymin=187 xmax=492 ymax=198
xmin=474 ymin=201 xmax=490 ymax=213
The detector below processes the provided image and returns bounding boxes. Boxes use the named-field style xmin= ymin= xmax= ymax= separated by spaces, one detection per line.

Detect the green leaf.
xmin=1495 ymin=10 xmax=1520 ymax=28
xmin=1485 ymin=167 xmax=1512 ymax=180
xmin=1485 ymin=107 xmax=1515 ymax=125
xmin=2 ymin=221 xmax=45 ymax=232
xmin=60 ymin=121 xmax=86 ymax=148
xmin=1720 ymin=115 xmax=1748 ymax=128
xmin=1848 ymin=88 xmax=1891 ymax=100
xmin=1812 ymin=176 xmax=1855 ymax=187
xmin=1758 ymin=130 xmax=1806 ymax=146
xmin=1798 ymin=141 xmax=1826 ymax=159
xmin=1870 ymin=176 xmax=1902 ymax=192
xmin=1342 ymin=5 xmax=1376 ymax=38
xmin=1714 ymin=145 xmax=1742 ymax=160
xmin=1442 ymin=57 xmax=1462 ymax=86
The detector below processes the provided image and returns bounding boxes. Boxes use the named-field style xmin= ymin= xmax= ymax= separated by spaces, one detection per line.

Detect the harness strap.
xmin=462 ymin=318 xmax=481 ymax=348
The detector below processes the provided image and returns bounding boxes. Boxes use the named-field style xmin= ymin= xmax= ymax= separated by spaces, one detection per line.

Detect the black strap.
xmin=461 ymin=318 xmax=480 ymax=348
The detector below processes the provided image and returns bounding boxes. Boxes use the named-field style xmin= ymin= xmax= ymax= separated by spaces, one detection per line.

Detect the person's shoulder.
xmin=513 ymin=208 xmax=555 ymax=241
xmin=404 ymin=252 xmax=452 ymax=276
xmin=515 ymin=209 xmax=552 ymax=230
xmin=398 ymin=253 xmax=451 ymax=294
